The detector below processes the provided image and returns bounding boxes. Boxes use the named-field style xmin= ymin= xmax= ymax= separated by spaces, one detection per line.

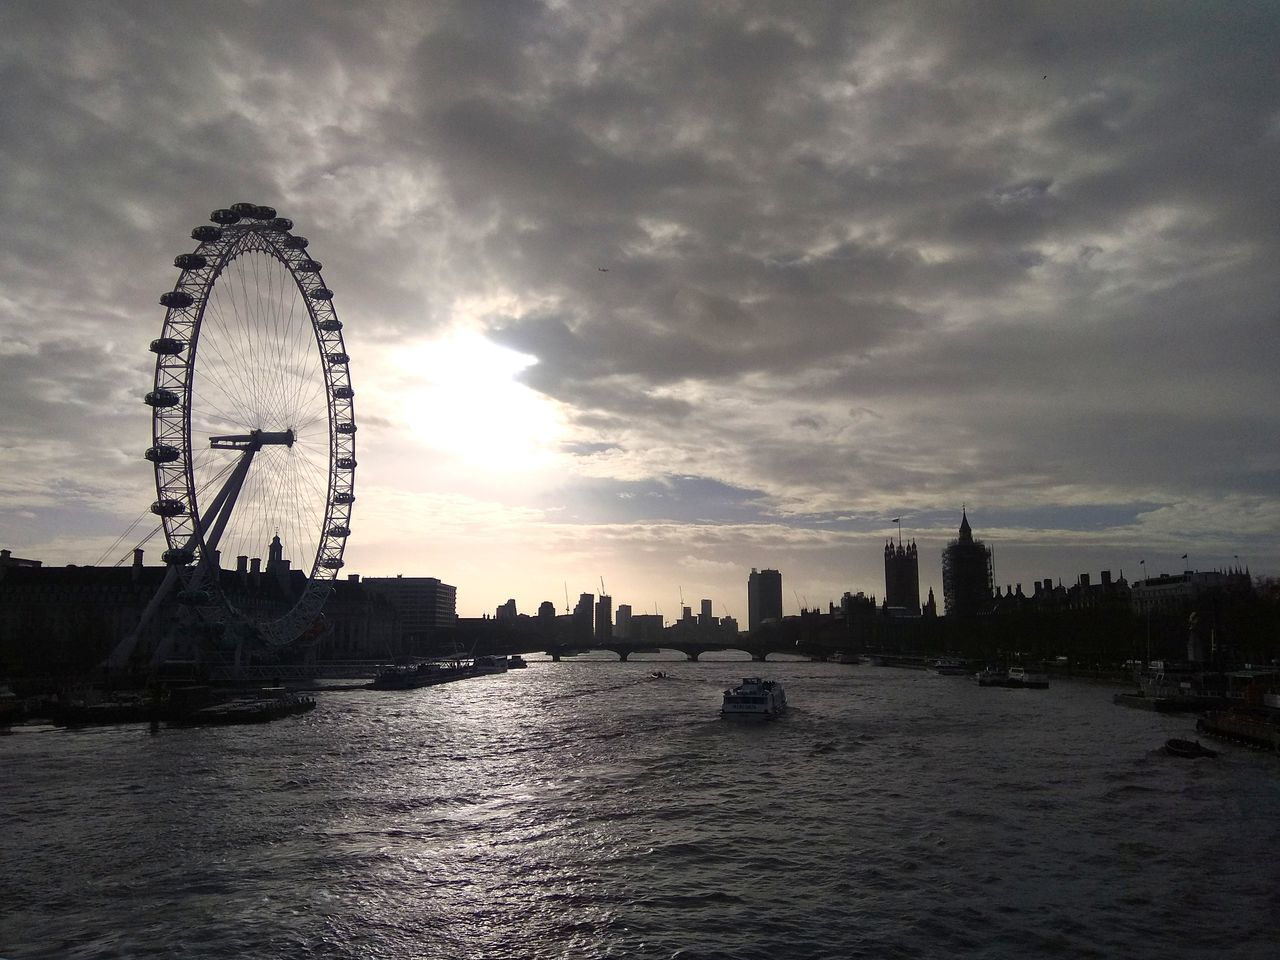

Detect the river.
xmin=2 ymin=657 xmax=1277 ymax=959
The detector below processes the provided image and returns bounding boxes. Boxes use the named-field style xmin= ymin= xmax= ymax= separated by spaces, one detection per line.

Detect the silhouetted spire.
xmin=958 ymin=508 xmax=972 ymax=543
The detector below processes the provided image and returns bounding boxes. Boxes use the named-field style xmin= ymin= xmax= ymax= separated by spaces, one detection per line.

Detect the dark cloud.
xmin=1 ymin=0 xmax=1277 ymax=606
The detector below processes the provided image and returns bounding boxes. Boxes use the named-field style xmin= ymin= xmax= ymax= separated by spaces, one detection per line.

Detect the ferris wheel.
xmin=109 ymin=202 xmax=355 ymax=668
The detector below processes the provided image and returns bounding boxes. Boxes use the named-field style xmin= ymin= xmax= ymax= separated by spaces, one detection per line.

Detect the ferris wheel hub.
xmin=209 ymin=428 xmax=296 ymax=450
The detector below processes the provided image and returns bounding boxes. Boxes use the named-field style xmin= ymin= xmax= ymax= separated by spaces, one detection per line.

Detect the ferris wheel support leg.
xmin=106 ymin=563 xmax=182 ymax=672
xmin=200 ymin=447 xmax=257 ymax=558
xmin=110 ymin=450 xmax=258 ymax=674
xmin=148 ymin=450 xmax=258 ymax=669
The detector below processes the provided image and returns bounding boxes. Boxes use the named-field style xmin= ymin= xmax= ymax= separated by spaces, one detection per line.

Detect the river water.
xmin=2 ymin=657 xmax=1277 ymax=960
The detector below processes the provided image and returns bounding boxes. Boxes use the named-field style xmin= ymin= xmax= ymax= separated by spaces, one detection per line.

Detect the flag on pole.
xmin=891 ymin=517 xmax=900 ymax=523
xmin=1181 ymin=554 xmax=1188 ymax=559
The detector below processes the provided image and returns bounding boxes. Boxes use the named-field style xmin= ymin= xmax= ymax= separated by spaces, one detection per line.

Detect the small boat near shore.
xmin=170 ymin=688 xmax=315 ymax=727
xmin=507 ymin=655 xmax=529 ymax=669
xmin=1163 ymin=738 xmax=1218 ymax=759
xmin=933 ymin=656 xmax=972 ymax=676
xmin=975 ymin=666 xmax=1049 ymax=689
xmin=721 ymin=677 xmax=787 ymax=720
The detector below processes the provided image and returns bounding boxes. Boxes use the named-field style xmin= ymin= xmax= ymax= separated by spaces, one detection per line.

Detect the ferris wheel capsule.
xmin=160 ymin=291 xmax=195 ymax=309
xmin=173 ymin=253 xmax=207 ymax=271
xmin=145 ymin=445 xmax=181 ymax=464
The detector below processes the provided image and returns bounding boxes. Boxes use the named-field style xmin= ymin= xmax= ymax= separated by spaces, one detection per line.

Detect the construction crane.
xmin=600 ymin=576 xmax=607 ymax=596
xmin=564 ymin=581 xmax=570 ymax=614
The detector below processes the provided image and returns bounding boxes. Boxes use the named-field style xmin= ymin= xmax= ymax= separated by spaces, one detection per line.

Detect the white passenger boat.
xmin=720 ymin=677 xmax=787 ymax=719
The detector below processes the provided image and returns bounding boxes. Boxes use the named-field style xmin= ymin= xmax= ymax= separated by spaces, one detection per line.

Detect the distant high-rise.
xmin=884 ymin=539 xmax=921 ymax=614
xmin=595 ymin=594 xmax=613 ymax=640
xmin=573 ymin=592 xmax=594 ymax=640
xmin=747 ymin=568 xmax=783 ymax=634
xmin=615 ymin=603 xmax=632 ymax=638
xmin=941 ymin=510 xmax=993 ymax=618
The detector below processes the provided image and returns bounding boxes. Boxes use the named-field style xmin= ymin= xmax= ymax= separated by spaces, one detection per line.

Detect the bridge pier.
xmin=685 ymin=650 xmax=701 ymax=662
xmin=751 ymin=651 xmax=768 ymax=662
xmin=617 ymin=650 xmax=629 ymax=662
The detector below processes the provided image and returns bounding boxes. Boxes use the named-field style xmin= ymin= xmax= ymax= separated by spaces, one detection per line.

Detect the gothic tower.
xmin=884 ymin=539 xmax=921 ymax=614
xmin=941 ymin=509 xmax=994 ymax=618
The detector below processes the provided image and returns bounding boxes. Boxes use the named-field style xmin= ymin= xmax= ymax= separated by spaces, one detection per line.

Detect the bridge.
xmin=544 ymin=638 xmax=821 ymax=662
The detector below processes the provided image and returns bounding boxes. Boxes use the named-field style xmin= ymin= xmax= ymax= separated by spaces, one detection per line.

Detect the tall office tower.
xmin=615 ymin=603 xmax=632 ymax=639
xmin=941 ymin=509 xmax=994 ymax=618
xmin=700 ymin=598 xmax=714 ymax=626
xmin=884 ymin=539 xmax=921 ymax=614
xmin=595 ymin=594 xmax=613 ymax=640
xmin=747 ymin=567 xmax=783 ymax=634
xmin=573 ymin=592 xmax=594 ymax=640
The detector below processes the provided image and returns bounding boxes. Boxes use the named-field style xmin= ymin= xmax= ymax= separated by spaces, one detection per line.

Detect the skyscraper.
xmin=884 ymin=539 xmax=921 ymax=614
xmin=941 ymin=509 xmax=993 ymax=618
xmin=595 ymin=594 xmax=613 ymax=640
xmin=747 ymin=568 xmax=783 ymax=634
xmin=573 ymin=592 xmax=594 ymax=640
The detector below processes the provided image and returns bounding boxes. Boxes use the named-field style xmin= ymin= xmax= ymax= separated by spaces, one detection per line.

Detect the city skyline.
xmin=2 ymin=3 xmax=1278 ymax=620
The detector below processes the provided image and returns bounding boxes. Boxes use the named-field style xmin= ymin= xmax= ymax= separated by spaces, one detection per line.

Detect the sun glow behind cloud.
xmin=397 ymin=329 xmax=565 ymax=473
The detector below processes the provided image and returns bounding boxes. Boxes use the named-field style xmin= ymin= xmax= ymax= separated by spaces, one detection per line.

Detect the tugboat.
xmin=720 ymin=678 xmax=787 ymax=720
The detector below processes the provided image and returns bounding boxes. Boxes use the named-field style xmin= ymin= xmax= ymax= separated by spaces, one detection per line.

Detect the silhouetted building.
xmin=363 ymin=575 xmax=457 ymax=639
xmin=884 ymin=539 xmax=921 ymax=614
xmin=629 ymin=613 xmax=664 ymax=643
xmin=1130 ymin=567 xmax=1251 ymax=614
xmin=615 ymin=603 xmax=632 ymax=638
xmin=1 ymin=547 xmax=398 ymax=673
xmin=748 ymin=568 xmax=783 ymax=634
xmin=538 ymin=600 xmax=556 ymax=620
xmin=496 ymin=598 xmax=517 ymax=620
xmin=0 ymin=548 xmax=41 ymax=569
xmin=922 ymin=586 xmax=938 ymax=618
xmin=941 ymin=510 xmax=993 ymax=618
xmin=595 ymin=594 xmax=613 ymax=640
xmin=573 ymin=592 xmax=594 ymax=640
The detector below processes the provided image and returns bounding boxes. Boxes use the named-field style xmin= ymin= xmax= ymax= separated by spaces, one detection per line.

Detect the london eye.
xmin=109 ymin=202 xmax=355 ymax=668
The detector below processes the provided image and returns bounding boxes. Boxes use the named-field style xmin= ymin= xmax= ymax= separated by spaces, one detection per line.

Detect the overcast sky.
xmin=2 ymin=1 xmax=1277 ymax=619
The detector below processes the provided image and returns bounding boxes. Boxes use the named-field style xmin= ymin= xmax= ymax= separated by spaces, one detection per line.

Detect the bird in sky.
xmin=598 ymin=267 xmax=609 ymax=272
